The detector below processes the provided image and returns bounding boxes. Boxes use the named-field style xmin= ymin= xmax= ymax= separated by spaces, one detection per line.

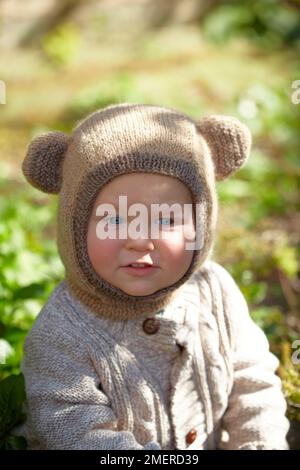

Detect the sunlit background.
xmin=0 ymin=0 xmax=299 ymax=449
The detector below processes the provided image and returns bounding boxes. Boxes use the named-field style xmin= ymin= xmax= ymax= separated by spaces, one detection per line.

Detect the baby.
xmin=21 ymin=103 xmax=289 ymax=450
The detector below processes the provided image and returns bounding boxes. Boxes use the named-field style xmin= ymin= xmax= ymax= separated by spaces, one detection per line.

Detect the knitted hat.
xmin=22 ymin=103 xmax=251 ymax=320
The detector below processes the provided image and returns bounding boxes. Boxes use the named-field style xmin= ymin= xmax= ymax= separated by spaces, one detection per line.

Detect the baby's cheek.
xmin=159 ymin=231 xmax=187 ymax=256
xmin=87 ymin=222 xmax=117 ymax=267
xmin=99 ymin=239 xmax=122 ymax=263
xmin=161 ymin=230 xmax=194 ymax=265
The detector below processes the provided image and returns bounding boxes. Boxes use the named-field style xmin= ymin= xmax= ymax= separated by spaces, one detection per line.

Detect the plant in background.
xmin=0 ymin=167 xmax=64 ymax=380
xmin=279 ymin=342 xmax=300 ymax=422
xmin=202 ymin=0 xmax=300 ymax=50
xmin=0 ymin=374 xmax=27 ymax=449
xmin=41 ymin=22 xmax=81 ymax=66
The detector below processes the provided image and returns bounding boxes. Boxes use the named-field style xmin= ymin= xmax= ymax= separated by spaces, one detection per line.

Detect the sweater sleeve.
xmin=21 ymin=324 xmax=160 ymax=450
xmin=211 ymin=263 xmax=290 ymax=450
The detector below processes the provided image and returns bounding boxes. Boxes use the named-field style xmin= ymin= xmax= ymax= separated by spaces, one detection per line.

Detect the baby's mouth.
xmin=127 ymin=262 xmax=153 ymax=268
xmin=121 ymin=262 xmax=158 ymax=275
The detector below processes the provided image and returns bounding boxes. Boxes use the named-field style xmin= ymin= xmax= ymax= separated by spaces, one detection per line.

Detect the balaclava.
xmin=22 ymin=103 xmax=251 ymax=320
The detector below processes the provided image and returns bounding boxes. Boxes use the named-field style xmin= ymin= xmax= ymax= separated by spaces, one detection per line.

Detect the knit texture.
xmin=22 ymin=103 xmax=251 ymax=320
xmin=21 ymin=261 xmax=289 ymax=450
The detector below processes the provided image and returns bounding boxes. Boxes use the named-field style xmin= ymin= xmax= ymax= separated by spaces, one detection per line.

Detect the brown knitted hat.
xmin=22 ymin=103 xmax=251 ymax=320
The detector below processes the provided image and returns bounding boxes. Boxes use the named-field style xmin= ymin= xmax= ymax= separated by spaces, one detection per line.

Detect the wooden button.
xmin=186 ymin=428 xmax=197 ymax=445
xmin=142 ymin=318 xmax=160 ymax=335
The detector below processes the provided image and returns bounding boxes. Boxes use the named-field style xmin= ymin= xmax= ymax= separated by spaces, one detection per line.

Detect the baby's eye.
xmin=107 ymin=216 xmax=124 ymax=225
xmin=154 ymin=217 xmax=174 ymax=226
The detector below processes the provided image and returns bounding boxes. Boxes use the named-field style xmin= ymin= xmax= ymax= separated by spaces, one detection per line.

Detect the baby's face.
xmin=87 ymin=172 xmax=196 ymax=296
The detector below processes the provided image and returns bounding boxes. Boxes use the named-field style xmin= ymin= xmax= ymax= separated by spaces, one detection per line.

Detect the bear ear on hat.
xmin=22 ymin=131 xmax=69 ymax=194
xmin=196 ymin=115 xmax=251 ymax=181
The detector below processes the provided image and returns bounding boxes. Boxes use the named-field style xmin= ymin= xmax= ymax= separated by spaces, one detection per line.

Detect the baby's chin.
xmin=117 ymin=282 xmax=170 ymax=297
xmin=119 ymin=287 xmax=161 ymax=297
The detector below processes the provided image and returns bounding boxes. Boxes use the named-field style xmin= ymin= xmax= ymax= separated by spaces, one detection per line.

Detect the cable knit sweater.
xmin=21 ymin=261 xmax=289 ymax=450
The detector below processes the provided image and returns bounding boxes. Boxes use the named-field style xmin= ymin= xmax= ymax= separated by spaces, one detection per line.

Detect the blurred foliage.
xmin=65 ymin=72 xmax=133 ymax=120
xmin=41 ymin=22 xmax=81 ymax=66
xmin=0 ymin=374 xmax=27 ymax=449
xmin=279 ymin=342 xmax=300 ymax=422
xmin=202 ymin=0 xmax=300 ymax=49
xmin=0 ymin=167 xmax=64 ymax=378
xmin=0 ymin=0 xmax=299 ymax=449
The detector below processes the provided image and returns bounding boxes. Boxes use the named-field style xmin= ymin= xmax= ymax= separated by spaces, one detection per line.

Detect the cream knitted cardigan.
xmin=21 ymin=261 xmax=289 ymax=450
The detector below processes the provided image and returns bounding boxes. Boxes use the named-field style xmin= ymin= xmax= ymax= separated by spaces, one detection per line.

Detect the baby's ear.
xmin=22 ymin=131 xmax=69 ymax=194
xmin=196 ymin=115 xmax=251 ymax=181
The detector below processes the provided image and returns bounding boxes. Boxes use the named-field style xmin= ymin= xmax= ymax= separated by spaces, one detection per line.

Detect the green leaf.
xmin=0 ymin=435 xmax=27 ymax=450
xmin=0 ymin=374 xmax=26 ymax=438
xmin=12 ymin=282 xmax=47 ymax=301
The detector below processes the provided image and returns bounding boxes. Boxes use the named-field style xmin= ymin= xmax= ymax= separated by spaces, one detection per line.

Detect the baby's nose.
xmin=125 ymin=234 xmax=155 ymax=251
